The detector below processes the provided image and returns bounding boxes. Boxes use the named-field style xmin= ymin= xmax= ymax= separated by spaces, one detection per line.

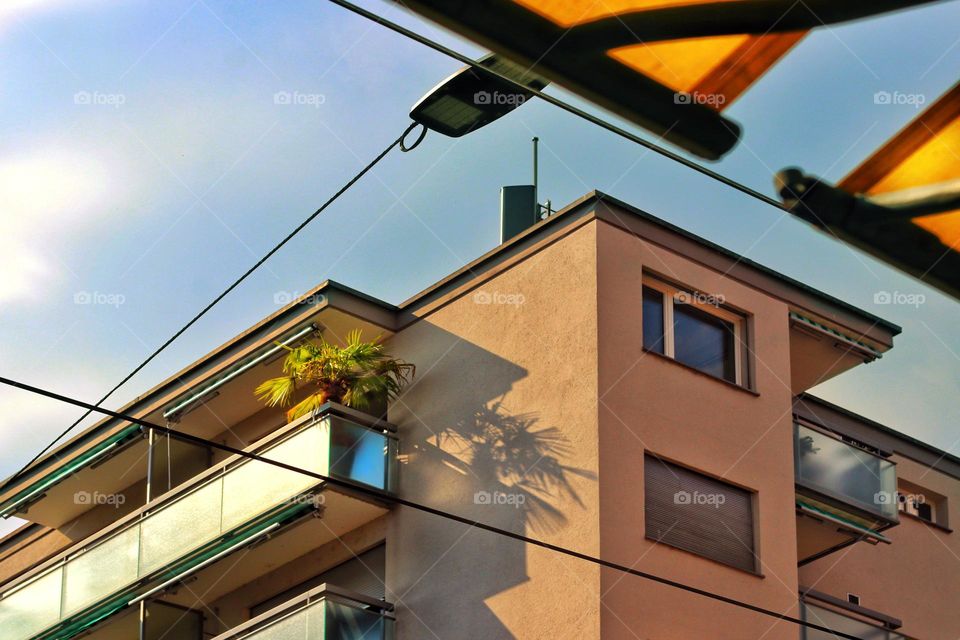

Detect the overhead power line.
xmin=0 ymin=374 xmax=866 ymax=640
xmin=0 ymin=122 xmax=426 ymax=494
xmin=327 ymin=0 xmax=788 ymax=211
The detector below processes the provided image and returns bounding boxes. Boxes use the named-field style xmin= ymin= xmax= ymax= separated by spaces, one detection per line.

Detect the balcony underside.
xmin=160 ymin=491 xmax=387 ymax=608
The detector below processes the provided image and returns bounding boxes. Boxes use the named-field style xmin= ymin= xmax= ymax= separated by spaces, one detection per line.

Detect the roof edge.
xmin=589 ymin=190 xmax=901 ymax=337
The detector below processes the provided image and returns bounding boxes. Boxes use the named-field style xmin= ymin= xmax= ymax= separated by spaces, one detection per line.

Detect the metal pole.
xmin=145 ymin=427 xmax=155 ymax=503
xmin=532 ymin=136 xmax=539 ymax=219
xmin=139 ymin=600 xmax=147 ymax=640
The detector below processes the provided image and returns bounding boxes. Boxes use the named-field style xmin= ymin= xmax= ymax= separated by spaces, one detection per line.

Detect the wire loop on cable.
xmin=400 ymin=122 xmax=427 ymax=152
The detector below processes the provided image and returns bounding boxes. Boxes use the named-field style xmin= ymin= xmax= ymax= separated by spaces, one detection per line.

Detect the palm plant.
xmin=255 ymin=330 xmax=414 ymax=422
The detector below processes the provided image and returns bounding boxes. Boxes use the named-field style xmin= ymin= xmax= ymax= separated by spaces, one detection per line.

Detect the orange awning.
xmin=393 ymin=0 xmax=939 ymax=159
xmin=841 ymin=82 xmax=960 ymax=253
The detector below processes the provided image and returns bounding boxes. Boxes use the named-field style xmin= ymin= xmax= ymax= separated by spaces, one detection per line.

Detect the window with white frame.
xmin=642 ymin=279 xmax=747 ymax=386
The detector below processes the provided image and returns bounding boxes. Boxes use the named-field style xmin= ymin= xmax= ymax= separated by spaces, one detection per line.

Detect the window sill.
xmin=641 ymin=347 xmax=759 ymax=397
xmin=899 ymin=510 xmax=953 ymax=533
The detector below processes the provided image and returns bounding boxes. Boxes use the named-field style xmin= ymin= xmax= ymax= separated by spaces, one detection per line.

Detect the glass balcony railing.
xmin=212 ymin=584 xmax=393 ymax=640
xmin=0 ymin=410 xmax=396 ymax=640
xmin=800 ymin=602 xmax=907 ymax=640
xmin=794 ymin=423 xmax=898 ymax=522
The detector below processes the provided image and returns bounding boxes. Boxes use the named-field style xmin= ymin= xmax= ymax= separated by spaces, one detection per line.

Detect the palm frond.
xmin=255 ymin=329 xmax=414 ymax=421
xmin=286 ymin=391 xmax=331 ymax=421
xmin=254 ymin=376 xmax=297 ymax=407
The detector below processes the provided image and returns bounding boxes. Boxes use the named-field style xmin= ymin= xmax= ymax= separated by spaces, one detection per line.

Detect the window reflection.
xmin=673 ymin=303 xmax=736 ymax=382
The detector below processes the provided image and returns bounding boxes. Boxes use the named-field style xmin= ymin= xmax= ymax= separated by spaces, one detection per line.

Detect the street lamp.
xmin=409 ymin=53 xmax=547 ymax=137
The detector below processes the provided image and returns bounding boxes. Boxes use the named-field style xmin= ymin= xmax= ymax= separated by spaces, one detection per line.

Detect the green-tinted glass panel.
xmin=63 ymin=524 xmax=140 ymax=615
xmin=795 ymin=424 xmax=898 ymax=520
xmin=0 ymin=567 xmax=63 ymax=640
xmin=222 ymin=427 xmax=323 ymax=531
xmin=327 ymin=418 xmax=388 ymax=490
xmin=140 ymin=478 xmax=223 ymax=575
xmin=325 ymin=599 xmax=388 ymax=640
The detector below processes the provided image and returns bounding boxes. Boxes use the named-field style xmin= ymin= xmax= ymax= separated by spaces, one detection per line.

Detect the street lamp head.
xmin=410 ymin=53 xmax=548 ymax=137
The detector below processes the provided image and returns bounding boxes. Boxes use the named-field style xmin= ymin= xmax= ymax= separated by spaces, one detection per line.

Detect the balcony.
xmin=211 ymin=584 xmax=393 ymax=640
xmin=799 ymin=600 xmax=906 ymax=640
xmin=794 ymin=422 xmax=898 ymax=562
xmin=0 ymin=406 xmax=396 ymax=640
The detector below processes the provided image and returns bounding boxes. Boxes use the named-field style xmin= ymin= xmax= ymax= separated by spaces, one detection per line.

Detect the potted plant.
xmin=255 ymin=330 xmax=415 ymax=422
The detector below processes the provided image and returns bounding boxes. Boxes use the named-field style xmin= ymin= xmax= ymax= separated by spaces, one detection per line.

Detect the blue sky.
xmin=1 ymin=0 xmax=959 ymax=536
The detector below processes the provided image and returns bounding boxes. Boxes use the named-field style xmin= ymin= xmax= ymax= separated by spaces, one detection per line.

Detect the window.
xmin=644 ymin=455 xmax=757 ymax=572
xmin=898 ymin=492 xmax=935 ymax=523
xmin=642 ymin=287 xmax=665 ymax=354
xmin=642 ymin=280 xmax=746 ymax=385
xmin=896 ymin=479 xmax=948 ymax=527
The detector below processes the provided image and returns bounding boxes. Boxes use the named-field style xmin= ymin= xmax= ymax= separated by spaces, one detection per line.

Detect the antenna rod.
xmin=532 ymin=136 xmax=539 ymax=219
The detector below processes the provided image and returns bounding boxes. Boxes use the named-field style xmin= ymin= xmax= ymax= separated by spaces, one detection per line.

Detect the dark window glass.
xmin=645 ymin=455 xmax=756 ymax=572
xmin=673 ymin=302 xmax=736 ymax=382
xmin=916 ymin=501 xmax=933 ymax=522
xmin=642 ymin=287 xmax=665 ymax=354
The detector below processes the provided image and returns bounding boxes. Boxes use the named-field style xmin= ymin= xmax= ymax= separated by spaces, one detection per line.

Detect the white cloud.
xmin=0 ymin=0 xmax=105 ymax=33
xmin=0 ymin=152 xmax=109 ymax=305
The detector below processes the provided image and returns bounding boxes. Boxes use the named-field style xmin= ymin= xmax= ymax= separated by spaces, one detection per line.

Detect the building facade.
xmin=0 ymin=192 xmax=956 ymax=639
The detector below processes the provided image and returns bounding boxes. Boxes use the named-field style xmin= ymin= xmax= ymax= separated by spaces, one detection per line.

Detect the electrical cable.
xmin=0 ymin=121 xmax=425 ymax=494
xmin=326 ymin=0 xmax=788 ymax=211
xmin=0 ymin=374 xmax=867 ymax=640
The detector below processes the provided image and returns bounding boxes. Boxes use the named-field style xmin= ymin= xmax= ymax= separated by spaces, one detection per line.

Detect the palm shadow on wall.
xmin=432 ymin=398 xmax=596 ymax=535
